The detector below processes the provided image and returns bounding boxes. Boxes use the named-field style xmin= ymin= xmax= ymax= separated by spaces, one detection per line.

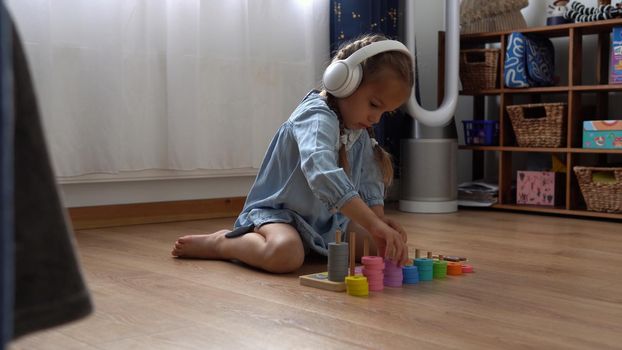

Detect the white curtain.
xmin=6 ymin=0 xmax=329 ymax=179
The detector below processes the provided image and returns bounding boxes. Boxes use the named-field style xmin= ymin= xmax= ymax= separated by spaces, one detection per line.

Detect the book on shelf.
xmin=458 ymin=180 xmax=499 ymax=207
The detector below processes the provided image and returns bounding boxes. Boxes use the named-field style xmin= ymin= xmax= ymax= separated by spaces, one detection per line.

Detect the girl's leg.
xmin=172 ymin=223 xmax=305 ymax=273
xmin=345 ymin=221 xmax=379 ymax=260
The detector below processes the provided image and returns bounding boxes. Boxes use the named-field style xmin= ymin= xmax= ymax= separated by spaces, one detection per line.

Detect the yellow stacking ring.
xmin=345 ymin=276 xmax=369 ymax=297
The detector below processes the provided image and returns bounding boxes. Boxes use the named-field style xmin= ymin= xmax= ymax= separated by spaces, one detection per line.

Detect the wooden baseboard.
xmin=68 ymin=197 xmax=246 ymax=230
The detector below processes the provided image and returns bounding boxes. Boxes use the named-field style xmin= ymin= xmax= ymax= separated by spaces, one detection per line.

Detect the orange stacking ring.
xmin=447 ymin=262 xmax=463 ymax=276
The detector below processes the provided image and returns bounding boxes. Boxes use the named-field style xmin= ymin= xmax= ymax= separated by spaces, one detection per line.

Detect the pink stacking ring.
xmin=362 ymin=256 xmax=383 ymax=265
xmin=461 ymin=264 xmax=474 ymax=273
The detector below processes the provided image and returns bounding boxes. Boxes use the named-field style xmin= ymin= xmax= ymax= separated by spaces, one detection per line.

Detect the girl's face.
xmin=336 ymin=71 xmax=410 ymax=130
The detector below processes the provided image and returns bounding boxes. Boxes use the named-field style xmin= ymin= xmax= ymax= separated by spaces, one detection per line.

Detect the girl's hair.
xmin=324 ymin=34 xmax=414 ymax=190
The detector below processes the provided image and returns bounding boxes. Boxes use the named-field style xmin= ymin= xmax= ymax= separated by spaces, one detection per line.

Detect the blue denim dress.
xmin=234 ymin=91 xmax=384 ymax=256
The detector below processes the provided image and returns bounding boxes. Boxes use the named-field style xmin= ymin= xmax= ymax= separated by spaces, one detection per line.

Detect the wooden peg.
xmin=427 ymin=251 xmax=432 ymax=259
xmin=349 ymin=232 xmax=356 ymax=276
xmin=415 ymin=249 xmax=420 ymax=258
xmin=363 ymin=237 xmax=369 ymax=257
xmin=439 ymin=254 xmax=444 ymax=261
xmin=335 ymin=229 xmax=341 ymax=244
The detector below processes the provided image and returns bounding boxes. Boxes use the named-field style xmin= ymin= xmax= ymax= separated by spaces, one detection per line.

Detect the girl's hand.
xmin=339 ymin=198 xmax=409 ymax=265
xmin=381 ymin=216 xmax=407 ymax=244
xmin=368 ymin=219 xmax=409 ymax=266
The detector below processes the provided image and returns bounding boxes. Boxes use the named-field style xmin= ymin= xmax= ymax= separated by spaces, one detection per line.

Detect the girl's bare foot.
xmin=171 ymin=230 xmax=229 ymax=259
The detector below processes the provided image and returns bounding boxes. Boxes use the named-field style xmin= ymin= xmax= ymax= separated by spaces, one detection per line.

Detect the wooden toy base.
xmin=299 ymin=272 xmax=346 ymax=292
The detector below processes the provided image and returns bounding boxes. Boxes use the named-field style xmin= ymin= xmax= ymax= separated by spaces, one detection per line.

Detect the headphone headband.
xmin=323 ymin=39 xmax=411 ymax=98
xmin=343 ymin=40 xmax=410 ymax=67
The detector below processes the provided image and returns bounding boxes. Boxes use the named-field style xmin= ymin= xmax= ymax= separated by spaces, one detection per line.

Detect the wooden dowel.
xmin=363 ymin=237 xmax=369 ymax=257
xmin=415 ymin=249 xmax=420 ymax=258
xmin=427 ymin=251 xmax=433 ymax=259
xmin=335 ymin=229 xmax=341 ymax=244
xmin=349 ymin=232 xmax=356 ymax=276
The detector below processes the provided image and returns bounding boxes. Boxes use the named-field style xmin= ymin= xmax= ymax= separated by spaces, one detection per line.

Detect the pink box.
xmin=516 ymin=171 xmax=561 ymax=206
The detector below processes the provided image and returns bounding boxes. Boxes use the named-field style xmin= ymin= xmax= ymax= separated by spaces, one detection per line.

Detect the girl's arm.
xmin=370 ymin=205 xmax=384 ymax=218
xmin=340 ymin=197 xmax=409 ymax=265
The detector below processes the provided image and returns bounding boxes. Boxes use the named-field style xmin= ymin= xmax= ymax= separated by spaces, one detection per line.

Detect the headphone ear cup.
xmin=325 ymin=63 xmax=362 ymax=98
xmin=337 ymin=64 xmax=362 ymax=98
xmin=323 ymin=60 xmax=348 ymax=97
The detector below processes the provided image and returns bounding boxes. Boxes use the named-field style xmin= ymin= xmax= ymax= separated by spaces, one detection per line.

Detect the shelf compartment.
xmin=503 ymin=86 xmax=569 ymax=94
xmin=492 ymin=204 xmax=622 ymax=219
xmin=570 ymin=148 xmax=622 ymax=154
xmin=447 ymin=20 xmax=622 ymax=221
xmin=572 ymin=84 xmax=622 ymax=92
xmin=460 ymin=88 xmax=502 ymax=96
xmin=458 ymin=146 xmax=622 ymax=154
xmin=459 ymin=18 xmax=622 ymax=39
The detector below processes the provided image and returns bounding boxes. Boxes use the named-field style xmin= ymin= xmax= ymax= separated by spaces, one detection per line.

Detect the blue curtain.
xmin=329 ymin=0 xmax=420 ymax=178
xmin=330 ymin=0 xmax=401 ymax=52
xmin=0 ymin=2 xmax=15 ymax=348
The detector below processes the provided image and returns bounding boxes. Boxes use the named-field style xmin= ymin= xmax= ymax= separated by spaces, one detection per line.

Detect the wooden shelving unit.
xmin=438 ymin=19 xmax=622 ymax=220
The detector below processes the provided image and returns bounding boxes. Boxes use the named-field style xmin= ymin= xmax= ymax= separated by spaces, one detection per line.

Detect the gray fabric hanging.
xmin=1 ymin=3 xmax=15 ymax=348
xmin=2 ymin=3 xmax=93 ymax=340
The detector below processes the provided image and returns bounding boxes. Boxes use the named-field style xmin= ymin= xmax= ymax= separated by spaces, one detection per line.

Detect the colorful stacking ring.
xmin=383 ymin=260 xmax=403 ymax=288
xmin=461 ymin=264 xmax=474 ymax=273
xmin=402 ymin=265 xmax=419 ymax=284
xmin=345 ymin=276 xmax=369 ymax=296
xmin=433 ymin=260 xmax=448 ymax=279
xmin=362 ymin=256 xmax=383 ymax=266
xmin=447 ymin=262 xmax=462 ymax=275
xmin=414 ymin=258 xmax=434 ymax=281
xmin=327 ymin=242 xmax=349 ymax=282
xmin=361 ymin=255 xmax=384 ymax=291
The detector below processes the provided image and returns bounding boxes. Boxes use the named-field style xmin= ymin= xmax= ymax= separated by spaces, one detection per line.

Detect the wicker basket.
xmin=574 ymin=167 xmax=622 ymax=213
xmin=460 ymin=49 xmax=499 ymax=92
xmin=506 ymin=103 xmax=567 ymax=147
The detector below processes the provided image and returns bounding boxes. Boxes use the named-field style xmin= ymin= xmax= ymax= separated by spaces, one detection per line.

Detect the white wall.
xmin=61 ymin=176 xmax=254 ymax=207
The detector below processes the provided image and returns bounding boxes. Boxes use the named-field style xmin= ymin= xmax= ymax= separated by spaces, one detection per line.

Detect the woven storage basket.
xmin=574 ymin=167 xmax=622 ymax=213
xmin=506 ymin=103 xmax=566 ymax=147
xmin=460 ymin=49 xmax=499 ymax=92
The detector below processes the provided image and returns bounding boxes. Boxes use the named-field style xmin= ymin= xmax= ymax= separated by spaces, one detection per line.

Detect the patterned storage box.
xmin=583 ymin=120 xmax=622 ymax=149
xmin=610 ymin=26 xmax=622 ymax=84
xmin=516 ymin=171 xmax=562 ymax=206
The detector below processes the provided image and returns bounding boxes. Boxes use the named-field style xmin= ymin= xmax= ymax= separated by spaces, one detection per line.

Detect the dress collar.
xmin=339 ymin=128 xmax=363 ymax=151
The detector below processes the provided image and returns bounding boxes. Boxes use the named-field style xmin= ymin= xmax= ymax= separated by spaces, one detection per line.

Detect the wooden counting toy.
xmin=300 ymin=233 xmax=474 ymax=293
xmin=299 ymin=272 xmax=347 ymax=292
xmin=345 ymin=232 xmax=369 ymax=296
xmin=349 ymin=232 xmax=356 ymax=277
xmin=298 ymin=229 xmax=348 ymax=292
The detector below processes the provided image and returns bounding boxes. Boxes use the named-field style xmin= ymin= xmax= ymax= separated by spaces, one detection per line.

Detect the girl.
xmin=172 ymin=34 xmax=413 ymax=273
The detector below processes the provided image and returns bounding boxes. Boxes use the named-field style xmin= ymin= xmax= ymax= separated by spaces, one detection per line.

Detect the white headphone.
xmin=323 ymin=40 xmax=411 ymax=98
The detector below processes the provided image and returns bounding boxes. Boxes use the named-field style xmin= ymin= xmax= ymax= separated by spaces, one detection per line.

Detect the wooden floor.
xmin=9 ymin=208 xmax=622 ymax=350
